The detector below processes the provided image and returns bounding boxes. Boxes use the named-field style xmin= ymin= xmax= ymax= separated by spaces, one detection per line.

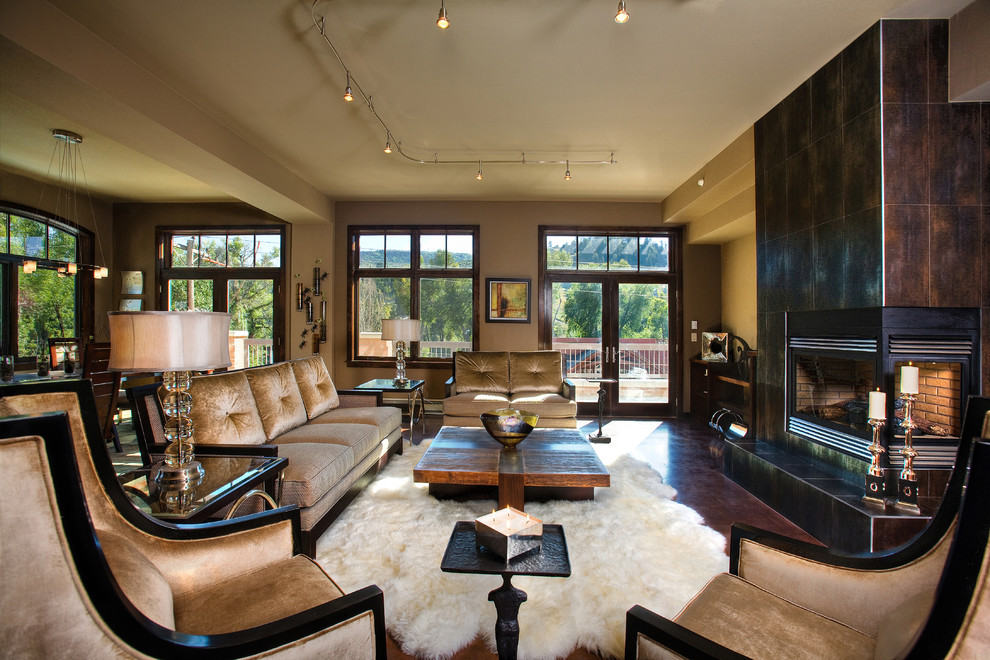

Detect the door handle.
xmin=602 ymin=347 xmax=608 ymax=363
xmin=612 ymin=347 xmax=618 ymax=362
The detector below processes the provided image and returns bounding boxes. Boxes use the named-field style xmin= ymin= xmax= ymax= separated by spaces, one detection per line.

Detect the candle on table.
xmin=900 ymin=364 xmax=919 ymax=395
xmin=868 ymin=390 xmax=886 ymax=420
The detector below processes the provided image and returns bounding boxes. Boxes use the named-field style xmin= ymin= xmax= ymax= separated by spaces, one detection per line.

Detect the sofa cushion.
xmin=508 ymin=392 xmax=578 ymax=419
xmin=274 ymin=442 xmax=355 ymax=508
xmin=443 ymin=392 xmax=512 ymax=418
xmin=174 ymin=554 xmax=344 ymax=635
xmin=310 ymin=406 xmax=401 ymax=443
xmin=454 ymin=351 xmax=510 ymax=394
xmin=188 ymin=371 xmax=268 ymax=446
xmin=275 ymin=422 xmax=382 ymax=461
xmin=246 ymin=363 xmax=308 ymax=441
xmin=509 ymin=351 xmax=563 ymax=394
xmin=290 ymin=356 xmax=339 ymax=419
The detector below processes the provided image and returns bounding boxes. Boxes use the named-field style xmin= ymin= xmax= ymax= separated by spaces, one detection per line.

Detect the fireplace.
xmin=787 ymin=308 xmax=980 ymax=468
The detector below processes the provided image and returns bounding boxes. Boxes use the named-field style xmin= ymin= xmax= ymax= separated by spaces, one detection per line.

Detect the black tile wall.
xmin=841 ymin=24 xmax=881 ymax=123
xmin=842 ymin=106 xmax=882 ymax=215
xmin=811 ymin=55 xmax=842 ymax=142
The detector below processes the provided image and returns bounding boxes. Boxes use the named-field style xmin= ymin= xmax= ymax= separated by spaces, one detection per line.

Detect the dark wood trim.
xmin=625 ymin=604 xmax=749 ymax=660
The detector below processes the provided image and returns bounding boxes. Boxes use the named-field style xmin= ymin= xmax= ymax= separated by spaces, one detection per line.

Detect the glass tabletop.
xmin=354 ymin=378 xmax=425 ymax=392
xmin=118 ymin=455 xmax=282 ymax=520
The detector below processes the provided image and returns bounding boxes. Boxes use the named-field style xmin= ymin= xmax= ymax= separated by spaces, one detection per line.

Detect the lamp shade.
xmin=108 ymin=311 xmax=232 ymax=372
xmin=380 ymin=318 xmax=421 ymax=342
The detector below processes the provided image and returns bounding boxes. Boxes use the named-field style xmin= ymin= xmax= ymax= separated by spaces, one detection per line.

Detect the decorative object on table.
xmin=896 ymin=364 xmax=921 ymax=513
xmin=118 ymin=298 xmax=142 ymax=311
xmin=0 ymin=356 xmax=13 ymax=382
xmin=36 ymin=356 xmax=49 ymax=377
xmin=62 ymin=353 xmax=76 ymax=375
xmin=701 ymin=332 xmax=729 ymax=362
xmin=475 ymin=506 xmax=543 ymax=562
xmin=381 ymin=317 xmax=420 ymax=384
xmin=120 ymin=270 xmax=143 ymax=295
xmin=486 ymin=278 xmax=531 ymax=323
xmin=863 ymin=389 xmax=887 ymax=505
xmin=480 ymin=408 xmax=539 ymax=448
xmin=587 ymin=378 xmax=616 ymax=443
xmin=108 ymin=310 xmax=232 ymax=484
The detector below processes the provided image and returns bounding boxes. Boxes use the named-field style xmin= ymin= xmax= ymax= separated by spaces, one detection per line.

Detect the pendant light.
xmin=615 ymin=1 xmax=630 ymax=23
xmin=436 ymin=1 xmax=450 ymax=29
xmin=343 ymin=73 xmax=354 ymax=102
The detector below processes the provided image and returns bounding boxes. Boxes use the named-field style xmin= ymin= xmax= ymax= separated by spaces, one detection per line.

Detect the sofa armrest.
xmin=624 ymin=605 xmax=747 ymax=660
xmin=445 ymin=377 xmax=455 ymax=397
xmin=337 ymin=389 xmax=384 ymax=408
xmin=561 ymin=378 xmax=576 ymax=401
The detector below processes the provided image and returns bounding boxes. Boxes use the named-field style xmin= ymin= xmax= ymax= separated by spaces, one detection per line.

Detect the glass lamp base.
xmin=153 ymin=460 xmax=205 ymax=485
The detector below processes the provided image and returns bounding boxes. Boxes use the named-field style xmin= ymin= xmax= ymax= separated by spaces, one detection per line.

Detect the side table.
xmin=440 ymin=521 xmax=570 ymax=660
xmin=118 ymin=454 xmax=286 ymax=522
xmin=354 ymin=378 xmax=426 ymax=441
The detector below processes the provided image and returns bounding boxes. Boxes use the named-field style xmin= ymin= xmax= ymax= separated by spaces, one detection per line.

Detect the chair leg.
xmin=109 ymin=425 xmax=122 ymax=453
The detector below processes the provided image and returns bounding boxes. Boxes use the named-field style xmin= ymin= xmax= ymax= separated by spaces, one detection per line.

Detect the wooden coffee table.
xmin=413 ymin=427 xmax=610 ymax=511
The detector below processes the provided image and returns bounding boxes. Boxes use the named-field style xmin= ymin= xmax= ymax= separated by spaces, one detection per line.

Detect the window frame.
xmin=0 ymin=202 xmax=94 ymax=358
xmin=156 ymin=225 xmax=287 ymax=364
xmin=347 ymin=225 xmax=480 ymax=368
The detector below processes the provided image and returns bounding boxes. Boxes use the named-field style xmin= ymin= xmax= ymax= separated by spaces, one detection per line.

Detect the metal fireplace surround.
xmin=786 ymin=308 xmax=980 ymax=469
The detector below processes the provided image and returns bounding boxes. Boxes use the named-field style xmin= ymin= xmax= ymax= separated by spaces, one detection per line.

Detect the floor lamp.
xmin=381 ymin=318 xmax=420 ymax=385
xmin=109 ymin=311 xmax=232 ymax=483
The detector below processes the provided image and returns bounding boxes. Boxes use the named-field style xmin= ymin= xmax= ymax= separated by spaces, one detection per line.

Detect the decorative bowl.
xmin=480 ymin=408 xmax=539 ymax=449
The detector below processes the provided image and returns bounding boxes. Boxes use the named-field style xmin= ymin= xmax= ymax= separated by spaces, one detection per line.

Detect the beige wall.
xmin=1 ymin=168 xmax=115 ymax=340
xmin=720 ymin=231 xmax=757 ymax=345
xmin=333 ymin=201 xmax=722 ymax=410
xmin=682 ymin=243 xmax=722 ymax=413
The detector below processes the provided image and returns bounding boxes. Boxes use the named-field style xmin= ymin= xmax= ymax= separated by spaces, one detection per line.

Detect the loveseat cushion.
xmin=188 ymin=371 xmax=268 ymax=446
xmin=509 ymin=351 xmax=563 ymax=394
xmin=246 ymin=363 xmax=308 ymax=441
xmin=174 ymin=554 xmax=345 ymax=635
xmin=454 ymin=351 xmax=510 ymax=394
xmin=443 ymin=392 xmax=512 ymax=418
xmin=275 ymin=422 xmax=382 ymax=461
xmin=290 ymin=356 xmax=340 ymax=419
xmin=508 ymin=392 xmax=578 ymax=419
xmin=275 ymin=442 xmax=355 ymax=508
xmin=310 ymin=406 xmax=401 ymax=443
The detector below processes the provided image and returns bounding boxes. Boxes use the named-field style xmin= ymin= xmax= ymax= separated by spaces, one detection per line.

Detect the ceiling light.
xmin=476 ymin=162 xmax=483 ymax=180
xmin=436 ymin=1 xmax=450 ymax=29
xmin=697 ymin=177 xmax=705 ymax=187
xmin=67 ymin=262 xmax=77 ymax=275
xmin=343 ymin=73 xmax=354 ymax=102
xmin=384 ymin=134 xmax=393 ymax=154
xmin=22 ymin=260 xmax=36 ymax=274
xmin=564 ymin=161 xmax=572 ymax=181
xmin=615 ymin=1 xmax=629 ymax=23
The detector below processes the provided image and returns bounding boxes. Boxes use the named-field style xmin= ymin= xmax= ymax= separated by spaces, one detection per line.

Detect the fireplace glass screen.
xmin=893 ymin=361 xmax=962 ymax=438
xmin=793 ymin=353 xmax=874 ymax=436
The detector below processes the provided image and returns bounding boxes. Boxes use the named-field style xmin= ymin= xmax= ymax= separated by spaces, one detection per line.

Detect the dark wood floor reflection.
xmin=388 ymin=414 xmax=819 ymax=659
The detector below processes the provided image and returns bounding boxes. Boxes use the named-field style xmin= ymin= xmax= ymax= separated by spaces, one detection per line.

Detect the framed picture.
xmin=486 ymin=278 xmax=530 ymax=323
xmin=120 ymin=270 xmax=143 ymax=295
xmin=119 ymin=298 xmax=143 ymax=311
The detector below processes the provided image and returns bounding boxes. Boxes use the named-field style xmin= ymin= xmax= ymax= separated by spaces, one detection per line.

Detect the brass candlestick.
xmin=896 ymin=393 xmax=921 ymax=513
xmin=863 ymin=417 xmax=886 ymax=505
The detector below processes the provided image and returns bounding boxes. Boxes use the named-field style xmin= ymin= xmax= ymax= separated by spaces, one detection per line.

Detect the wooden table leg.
xmin=498 ymin=450 xmax=525 ymax=510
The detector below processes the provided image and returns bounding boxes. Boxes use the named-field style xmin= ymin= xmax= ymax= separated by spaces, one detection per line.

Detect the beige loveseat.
xmin=443 ymin=350 xmax=577 ymax=428
xmin=179 ymin=356 xmax=402 ymax=556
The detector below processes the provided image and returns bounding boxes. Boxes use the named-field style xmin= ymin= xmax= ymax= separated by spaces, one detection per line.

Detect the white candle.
xmin=900 ymin=364 xmax=920 ymax=395
xmin=868 ymin=390 xmax=886 ymax=420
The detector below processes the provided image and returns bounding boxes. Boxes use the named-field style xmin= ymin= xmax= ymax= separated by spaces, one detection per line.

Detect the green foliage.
xmin=18 ymin=269 xmax=75 ymax=356
xmin=619 ymin=284 xmax=668 ymax=339
xmin=420 ymin=277 xmax=472 ymax=350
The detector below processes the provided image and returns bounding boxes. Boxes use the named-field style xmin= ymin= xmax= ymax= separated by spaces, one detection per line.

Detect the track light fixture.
xmin=565 ymin=161 xmax=572 ymax=181
xmin=615 ymin=1 xmax=629 ymax=23
xmin=476 ymin=161 xmax=483 ymax=180
xmin=436 ymin=1 xmax=450 ymax=29
xmin=384 ymin=134 xmax=393 ymax=154
xmin=343 ymin=73 xmax=354 ymax=102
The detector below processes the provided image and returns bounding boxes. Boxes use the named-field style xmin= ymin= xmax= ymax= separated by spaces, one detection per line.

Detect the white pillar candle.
xmin=869 ymin=390 xmax=886 ymax=420
xmin=900 ymin=364 xmax=920 ymax=395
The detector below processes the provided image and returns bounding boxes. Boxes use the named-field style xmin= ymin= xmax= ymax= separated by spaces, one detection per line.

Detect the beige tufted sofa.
xmin=443 ymin=350 xmax=577 ymax=428
xmin=184 ymin=356 xmax=403 ymax=555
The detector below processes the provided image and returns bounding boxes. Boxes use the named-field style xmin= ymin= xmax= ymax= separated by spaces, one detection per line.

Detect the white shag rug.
xmin=316 ymin=435 xmax=728 ymax=660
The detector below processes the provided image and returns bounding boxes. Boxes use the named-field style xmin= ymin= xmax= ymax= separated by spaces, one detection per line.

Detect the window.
xmin=0 ymin=205 xmax=91 ymax=359
xmin=158 ymin=227 xmax=286 ymax=368
xmin=546 ymin=232 xmax=669 ymax=272
xmin=348 ymin=226 xmax=479 ymax=365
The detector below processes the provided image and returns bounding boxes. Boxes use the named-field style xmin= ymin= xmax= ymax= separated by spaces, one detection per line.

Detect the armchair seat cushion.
xmin=443 ymin=392 xmax=512 ymax=418
xmin=175 ymin=555 xmax=345 ymax=635
xmin=309 ymin=406 xmax=402 ymax=444
xmin=275 ymin=422 xmax=381 ymax=462
xmin=664 ymin=573 xmax=874 ymax=660
xmin=508 ymin=392 xmax=578 ymax=418
xmin=275 ymin=443 xmax=355 ymax=508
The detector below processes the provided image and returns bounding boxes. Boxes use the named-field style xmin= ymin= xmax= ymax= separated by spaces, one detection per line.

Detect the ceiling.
xmin=0 ymin=0 xmax=978 ymax=225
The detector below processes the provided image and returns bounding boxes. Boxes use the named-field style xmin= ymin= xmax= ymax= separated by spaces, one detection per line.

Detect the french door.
xmin=546 ymin=275 xmax=676 ymax=418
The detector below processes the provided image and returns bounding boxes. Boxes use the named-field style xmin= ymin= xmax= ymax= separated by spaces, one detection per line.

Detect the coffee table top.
xmin=414 ymin=426 xmax=610 ymax=489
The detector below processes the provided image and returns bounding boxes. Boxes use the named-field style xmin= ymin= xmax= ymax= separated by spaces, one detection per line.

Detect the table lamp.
xmin=108 ymin=311 xmax=232 ymax=484
xmin=381 ymin=318 xmax=420 ymax=385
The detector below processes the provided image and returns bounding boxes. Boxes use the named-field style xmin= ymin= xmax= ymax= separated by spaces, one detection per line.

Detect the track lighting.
xmin=564 ymin=161 xmax=572 ymax=181
xmin=384 ymin=134 xmax=393 ymax=154
xmin=436 ymin=1 xmax=450 ymax=29
xmin=615 ymin=1 xmax=629 ymax=23
xmin=476 ymin=162 xmax=483 ymax=180
xmin=343 ymin=73 xmax=354 ymax=102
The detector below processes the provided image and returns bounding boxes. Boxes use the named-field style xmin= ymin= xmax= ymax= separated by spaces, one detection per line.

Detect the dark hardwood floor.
xmin=112 ymin=411 xmax=819 ymax=659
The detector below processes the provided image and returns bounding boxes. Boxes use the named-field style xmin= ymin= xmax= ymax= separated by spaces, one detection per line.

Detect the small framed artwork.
xmin=119 ymin=298 xmax=143 ymax=311
xmin=486 ymin=278 xmax=531 ymax=323
xmin=121 ymin=270 xmax=143 ymax=295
